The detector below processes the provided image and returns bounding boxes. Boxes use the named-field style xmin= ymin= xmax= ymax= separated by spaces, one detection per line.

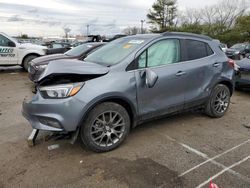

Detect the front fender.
xmin=77 ymin=92 xmax=138 ymax=129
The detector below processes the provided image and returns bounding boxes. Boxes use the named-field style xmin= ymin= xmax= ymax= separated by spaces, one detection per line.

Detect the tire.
xmin=80 ymin=102 xmax=130 ymax=152
xmin=205 ymin=84 xmax=231 ymax=118
xmin=22 ymin=55 xmax=38 ymax=72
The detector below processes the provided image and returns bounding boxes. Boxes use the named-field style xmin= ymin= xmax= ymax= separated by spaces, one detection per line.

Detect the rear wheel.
xmin=80 ymin=102 xmax=130 ymax=152
xmin=205 ymin=84 xmax=231 ymax=118
xmin=22 ymin=55 xmax=38 ymax=72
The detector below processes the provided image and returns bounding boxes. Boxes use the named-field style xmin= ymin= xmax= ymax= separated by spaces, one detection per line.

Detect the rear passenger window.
xmin=186 ymin=40 xmax=214 ymax=61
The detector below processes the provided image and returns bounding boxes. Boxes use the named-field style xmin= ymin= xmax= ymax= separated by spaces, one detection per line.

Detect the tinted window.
xmin=52 ymin=43 xmax=63 ymax=48
xmin=206 ymin=45 xmax=214 ymax=56
xmin=138 ymin=39 xmax=180 ymax=68
xmin=186 ymin=40 xmax=213 ymax=61
xmin=0 ymin=34 xmax=12 ymax=47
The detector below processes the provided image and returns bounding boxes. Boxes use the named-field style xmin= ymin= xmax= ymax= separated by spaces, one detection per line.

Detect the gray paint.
xmin=22 ymin=33 xmax=234 ymax=132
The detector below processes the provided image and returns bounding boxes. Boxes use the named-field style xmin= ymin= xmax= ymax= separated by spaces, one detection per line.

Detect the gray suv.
xmin=22 ymin=32 xmax=235 ymax=152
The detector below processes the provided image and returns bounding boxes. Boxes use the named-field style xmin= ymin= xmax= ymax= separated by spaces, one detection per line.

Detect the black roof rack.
xmin=161 ymin=32 xmax=213 ymax=41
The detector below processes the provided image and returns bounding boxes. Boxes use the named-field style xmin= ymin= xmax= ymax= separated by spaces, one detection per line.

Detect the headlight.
xmin=234 ymin=51 xmax=240 ymax=55
xmin=39 ymin=82 xmax=84 ymax=99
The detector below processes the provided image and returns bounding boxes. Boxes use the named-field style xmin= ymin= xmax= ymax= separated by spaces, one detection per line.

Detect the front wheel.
xmin=80 ymin=102 xmax=130 ymax=152
xmin=22 ymin=55 xmax=38 ymax=72
xmin=205 ymin=84 xmax=231 ymax=118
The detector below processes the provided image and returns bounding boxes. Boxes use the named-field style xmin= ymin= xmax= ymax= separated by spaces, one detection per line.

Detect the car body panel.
xmin=22 ymin=33 xmax=234 ymax=133
xmin=38 ymin=60 xmax=109 ymax=82
xmin=236 ymin=57 xmax=250 ymax=88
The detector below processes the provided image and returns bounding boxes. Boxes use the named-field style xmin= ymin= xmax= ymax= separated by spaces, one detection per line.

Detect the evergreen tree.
xmin=147 ymin=0 xmax=177 ymax=32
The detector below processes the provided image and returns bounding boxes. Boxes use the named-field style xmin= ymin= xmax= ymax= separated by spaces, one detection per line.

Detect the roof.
xmin=162 ymin=32 xmax=213 ymax=41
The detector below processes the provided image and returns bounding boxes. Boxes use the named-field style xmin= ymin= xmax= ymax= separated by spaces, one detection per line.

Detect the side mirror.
xmin=145 ymin=68 xmax=158 ymax=88
xmin=8 ymin=41 xmax=16 ymax=47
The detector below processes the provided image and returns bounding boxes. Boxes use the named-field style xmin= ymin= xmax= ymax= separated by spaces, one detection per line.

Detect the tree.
xmin=123 ymin=26 xmax=143 ymax=35
xmin=20 ymin=34 xmax=28 ymax=39
xmin=147 ymin=0 xmax=177 ymax=32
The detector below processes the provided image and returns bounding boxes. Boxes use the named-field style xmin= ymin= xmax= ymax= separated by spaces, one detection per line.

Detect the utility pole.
xmin=140 ymin=20 xmax=145 ymax=34
xmin=86 ymin=24 xmax=90 ymax=36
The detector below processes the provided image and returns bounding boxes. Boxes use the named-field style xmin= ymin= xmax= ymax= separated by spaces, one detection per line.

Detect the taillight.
xmin=228 ymin=59 xmax=239 ymax=71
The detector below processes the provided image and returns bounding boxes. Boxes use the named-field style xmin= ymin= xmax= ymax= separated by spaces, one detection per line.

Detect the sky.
xmin=0 ymin=0 xmax=227 ymax=37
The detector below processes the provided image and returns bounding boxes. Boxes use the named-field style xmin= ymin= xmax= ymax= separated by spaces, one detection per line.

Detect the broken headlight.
xmin=39 ymin=82 xmax=84 ymax=99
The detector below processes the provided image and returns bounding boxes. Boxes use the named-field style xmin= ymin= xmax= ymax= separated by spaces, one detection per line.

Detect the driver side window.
xmin=138 ymin=39 xmax=180 ymax=68
xmin=0 ymin=34 xmax=13 ymax=47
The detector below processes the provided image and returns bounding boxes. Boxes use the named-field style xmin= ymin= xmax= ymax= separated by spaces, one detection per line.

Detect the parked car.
xmin=220 ymin=43 xmax=228 ymax=52
xmin=103 ymin=34 xmax=127 ymax=42
xmin=225 ymin=43 xmax=250 ymax=60
xmin=28 ymin=42 xmax=105 ymax=82
xmin=46 ymin=42 xmax=72 ymax=54
xmin=235 ymin=55 xmax=250 ymax=89
xmin=22 ymin=32 xmax=235 ymax=152
xmin=0 ymin=32 xmax=47 ymax=71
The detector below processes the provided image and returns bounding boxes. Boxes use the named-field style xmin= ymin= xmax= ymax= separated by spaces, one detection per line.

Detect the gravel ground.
xmin=0 ymin=67 xmax=250 ymax=188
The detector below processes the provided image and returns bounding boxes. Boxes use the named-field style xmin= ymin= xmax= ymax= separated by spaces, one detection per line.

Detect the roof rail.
xmin=161 ymin=32 xmax=213 ymax=41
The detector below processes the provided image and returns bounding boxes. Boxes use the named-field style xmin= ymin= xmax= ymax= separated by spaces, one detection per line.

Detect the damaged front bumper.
xmin=22 ymin=93 xmax=86 ymax=132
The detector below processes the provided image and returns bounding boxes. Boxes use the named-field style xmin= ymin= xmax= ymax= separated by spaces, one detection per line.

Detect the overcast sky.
xmin=0 ymin=0 xmax=225 ymax=37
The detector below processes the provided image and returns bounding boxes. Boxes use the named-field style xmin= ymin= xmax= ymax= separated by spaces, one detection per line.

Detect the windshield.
xmin=64 ymin=44 xmax=94 ymax=56
xmin=85 ymin=37 xmax=146 ymax=66
xmin=231 ymin=43 xmax=246 ymax=50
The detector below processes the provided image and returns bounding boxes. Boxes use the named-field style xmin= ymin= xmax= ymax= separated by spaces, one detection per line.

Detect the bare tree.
xmin=63 ymin=27 xmax=71 ymax=39
xmin=123 ymin=27 xmax=142 ymax=35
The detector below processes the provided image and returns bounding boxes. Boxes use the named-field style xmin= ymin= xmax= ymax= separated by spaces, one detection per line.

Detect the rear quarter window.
xmin=186 ymin=39 xmax=214 ymax=61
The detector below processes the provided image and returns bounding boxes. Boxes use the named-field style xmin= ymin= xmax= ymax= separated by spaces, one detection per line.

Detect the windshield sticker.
xmin=0 ymin=48 xmax=15 ymax=57
xmin=128 ymin=40 xmax=144 ymax=44
xmin=123 ymin=44 xmax=132 ymax=49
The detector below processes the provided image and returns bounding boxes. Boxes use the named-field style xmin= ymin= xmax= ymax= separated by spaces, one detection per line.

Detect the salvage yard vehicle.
xmin=22 ymin=32 xmax=236 ymax=152
xmin=235 ymin=55 xmax=250 ymax=89
xmin=0 ymin=32 xmax=47 ymax=71
xmin=225 ymin=43 xmax=250 ymax=60
xmin=46 ymin=42 xmax=72 ymax=55
xmin=28 ymin=42 xmax=106 ymax=82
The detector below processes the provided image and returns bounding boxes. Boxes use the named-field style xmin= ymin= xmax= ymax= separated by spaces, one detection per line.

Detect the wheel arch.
xmin=21 ymin=53 xmax=40 ymax=66
xmin=78 ymin=96 xmax=138 ymax=130
xmin=216 ymin=80 xmax=234 ymax=96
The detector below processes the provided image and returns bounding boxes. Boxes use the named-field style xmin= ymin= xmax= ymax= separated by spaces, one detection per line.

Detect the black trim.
xmin=161 ymin=32 xmax=212 ymax=41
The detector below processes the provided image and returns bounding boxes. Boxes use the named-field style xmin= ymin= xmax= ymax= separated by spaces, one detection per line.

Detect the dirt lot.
xmin=0 ymin=67 xmax=250 ymax=188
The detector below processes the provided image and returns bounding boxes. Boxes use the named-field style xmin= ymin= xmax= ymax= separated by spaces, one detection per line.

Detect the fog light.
xmin=39 ymin=117 xmax=61 ymax=129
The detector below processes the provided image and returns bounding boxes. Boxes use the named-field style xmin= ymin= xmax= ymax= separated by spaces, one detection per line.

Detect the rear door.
xmin=181 ymin=39 xmax=221 ymax=108
xmin=135 ymin=39 xmax=187 ymax=120
xmin=0 ymin=34 xmax=18 ymax=65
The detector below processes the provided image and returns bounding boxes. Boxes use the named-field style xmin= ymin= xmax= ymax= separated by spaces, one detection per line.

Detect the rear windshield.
xmin=85 ymin=37 xmax=146 ymax=66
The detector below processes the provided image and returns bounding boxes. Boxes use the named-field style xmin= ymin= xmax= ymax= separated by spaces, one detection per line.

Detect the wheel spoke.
xmin=91 ymin=128 xmax=103 ymax=135
xmin=90 ymin=111 xmax=126 ymax=148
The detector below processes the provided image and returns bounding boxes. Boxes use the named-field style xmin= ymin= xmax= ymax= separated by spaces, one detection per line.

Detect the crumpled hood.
xmin=38 ymin=59 xmax=109 ymax=82
xmin=237 ymin=58 xmax=250 ymax=71
xmin=32 ymin=54 xmax=69 ymax=65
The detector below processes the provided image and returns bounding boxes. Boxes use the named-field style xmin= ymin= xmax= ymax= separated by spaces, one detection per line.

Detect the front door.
xmin=0 ymin=34 xmax=18 ymax=65
xmin=135 ymin=39 xmax=186 ymax=120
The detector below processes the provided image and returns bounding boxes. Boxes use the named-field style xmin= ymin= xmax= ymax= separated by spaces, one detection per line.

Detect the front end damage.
xmin=22 ymin=60 xmax=109 ymax=137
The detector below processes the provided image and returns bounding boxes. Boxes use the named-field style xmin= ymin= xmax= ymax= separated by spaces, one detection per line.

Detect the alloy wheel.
xmin=90 ymin=111 xmax=125 ymax=147
xmin=213 ymin=89 xmax=229 ymax=114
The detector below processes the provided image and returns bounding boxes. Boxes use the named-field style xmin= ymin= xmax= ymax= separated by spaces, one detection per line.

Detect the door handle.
xmin=175 ymin=71 xmax=186 ymax=76
xmin=213 ymin=63 xmax=220 ymax=67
